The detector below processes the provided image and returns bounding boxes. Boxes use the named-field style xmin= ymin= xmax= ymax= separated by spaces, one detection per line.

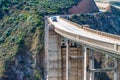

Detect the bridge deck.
xmin=48 ymin=16 xmax=120 ymax=55
xmin=53 ymin=17 xmax=120 ymax=44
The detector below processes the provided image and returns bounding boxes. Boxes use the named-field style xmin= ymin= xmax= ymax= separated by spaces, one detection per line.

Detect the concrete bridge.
xmin=44 ymin=16 xmax=120 ymax=80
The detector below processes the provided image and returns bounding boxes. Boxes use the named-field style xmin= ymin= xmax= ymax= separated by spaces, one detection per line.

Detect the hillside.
xmin=0 ymin=0 xmax=104 ymax=80
xmin=0 ymin=0 xmax=81 ymax=80
xmin=69 ymin=5 xmax=120 ymax=35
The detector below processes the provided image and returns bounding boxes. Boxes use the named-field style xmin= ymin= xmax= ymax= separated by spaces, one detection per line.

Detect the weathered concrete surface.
xmin=61 ymin=47 xmax=85 ymax=80
xmin=47 ymin=30 xmax=62 ymax=80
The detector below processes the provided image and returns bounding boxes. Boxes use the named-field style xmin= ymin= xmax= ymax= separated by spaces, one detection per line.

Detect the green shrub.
xmin=13 ymin=20 xmax=18 ymax=26
xmin=16 ymin=34 xmax=24 ymax=44
xmin=27 ymin=16 xmax=32 ymax=21
xmin=30 ymin=27 xmax=36 ymax=33
xmin=0 ymin=37 xmax=4 ymax=44
xmin=18 ymin=14 xmax=27 ymax=21
xmin=34 ymin=70 xmax=40 ymax=80
xmin=10 ymin=36 xmax=15 ymax=42
xmin=4 ymin=27 xmax=12 ymax=37
xmin=0 ymin=23 xmax=4 ymax=29
xmin=8 ymin=17 xmax=15 ymax=23
xmin=12 ymin=0 xmax=20 ymax=4
xmin=2 ymin=7 xmax=9 ymax=13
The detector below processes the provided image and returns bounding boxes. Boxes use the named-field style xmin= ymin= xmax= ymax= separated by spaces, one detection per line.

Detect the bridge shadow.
xmin=94 ymin=58 xmax=111 ymax=80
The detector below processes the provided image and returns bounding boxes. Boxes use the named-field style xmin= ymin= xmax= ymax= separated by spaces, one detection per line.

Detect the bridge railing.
xmin=54 ymin=27 xmax=120 ymax=53
xmin=83 ymin=27 xmax=98 ymax=34
xmin=59 ymin=17 xmax=120 ymax=41
xmin=59 ymin=17 xmax=83 ymax=29
xmin=83 ymin=27 xmax=120 ymax=41
xmin=80 ymin=36 xmax=114 ymax=49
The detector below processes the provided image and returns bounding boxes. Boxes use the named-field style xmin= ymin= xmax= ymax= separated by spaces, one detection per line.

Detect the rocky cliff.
xmin=69 ymin=5 xmax=120 ymax=35
xmin=68 ymin=0 xmax=99 ymax=14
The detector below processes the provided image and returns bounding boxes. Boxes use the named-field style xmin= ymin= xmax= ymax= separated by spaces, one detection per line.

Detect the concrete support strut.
xmin=114 ymin=59 xmax=117 ymax=80
xmin=70 ymin=56 xmax=84 ymax=59
xmin=66 ymin=39 xmax=69 ymax=80
xmin=89 ymin=49 xmax=94 ymax=80
xmin=44 ymin=18 xmax=49 ymax=80
xmin=90 ymin=68 xmax=114 ymax=72
xmin=84 ymin=46 xmax=87 ymax=80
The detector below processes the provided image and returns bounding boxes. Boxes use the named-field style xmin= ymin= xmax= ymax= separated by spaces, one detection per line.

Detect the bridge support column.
xmin=89 ymin=49 xmax=94 ymax=80
xmin=114 ymin=59 xmax=118 ymax=80
xmin=83 ymin=46 xmax=87 ymax=80
xmin=66 ymin=39 xmax=69 ymax=80
xmin=44 ymin=18 xmax=49 ymax=80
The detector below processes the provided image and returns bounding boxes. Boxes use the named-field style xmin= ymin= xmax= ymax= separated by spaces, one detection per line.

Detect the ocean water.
xmin=95 ymin=0 xmax=120 ymax=7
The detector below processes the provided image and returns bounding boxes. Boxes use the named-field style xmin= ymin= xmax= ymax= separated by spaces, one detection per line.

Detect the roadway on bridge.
xmin=49 ymin=16 xmax=120 ymax=45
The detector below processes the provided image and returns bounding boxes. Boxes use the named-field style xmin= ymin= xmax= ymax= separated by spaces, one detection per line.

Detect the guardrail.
xmin=83 ymin=27 xmax=120 ymax=41
xmin=54 ymin=27 xmax=120 ymax=54
xmin=48 ymin=17 xmax=120 ymax=54
xmin=83 ymin=27 xmax=98 ymax=34
xmin=59 ymin=17 xmax=83 ymax=29
xmin=59 ymin=17 xmax=120 ymax=41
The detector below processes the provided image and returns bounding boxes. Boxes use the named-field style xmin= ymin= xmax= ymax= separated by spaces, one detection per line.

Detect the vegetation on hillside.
xmin=69 ymin=6 xmax=120 ymax=35
xmin=0 ymin=0 xmax=79 ymax=79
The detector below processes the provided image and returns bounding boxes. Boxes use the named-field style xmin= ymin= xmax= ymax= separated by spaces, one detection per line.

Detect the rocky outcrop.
xmin=69 ymin=5 xmax=120 ymax=35
xmin=68 ymin=0 xmax=99 ymax=14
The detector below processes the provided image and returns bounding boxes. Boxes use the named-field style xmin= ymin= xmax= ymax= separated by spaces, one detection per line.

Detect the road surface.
xmin=49 ymin=16 xmax=120 ymax=45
